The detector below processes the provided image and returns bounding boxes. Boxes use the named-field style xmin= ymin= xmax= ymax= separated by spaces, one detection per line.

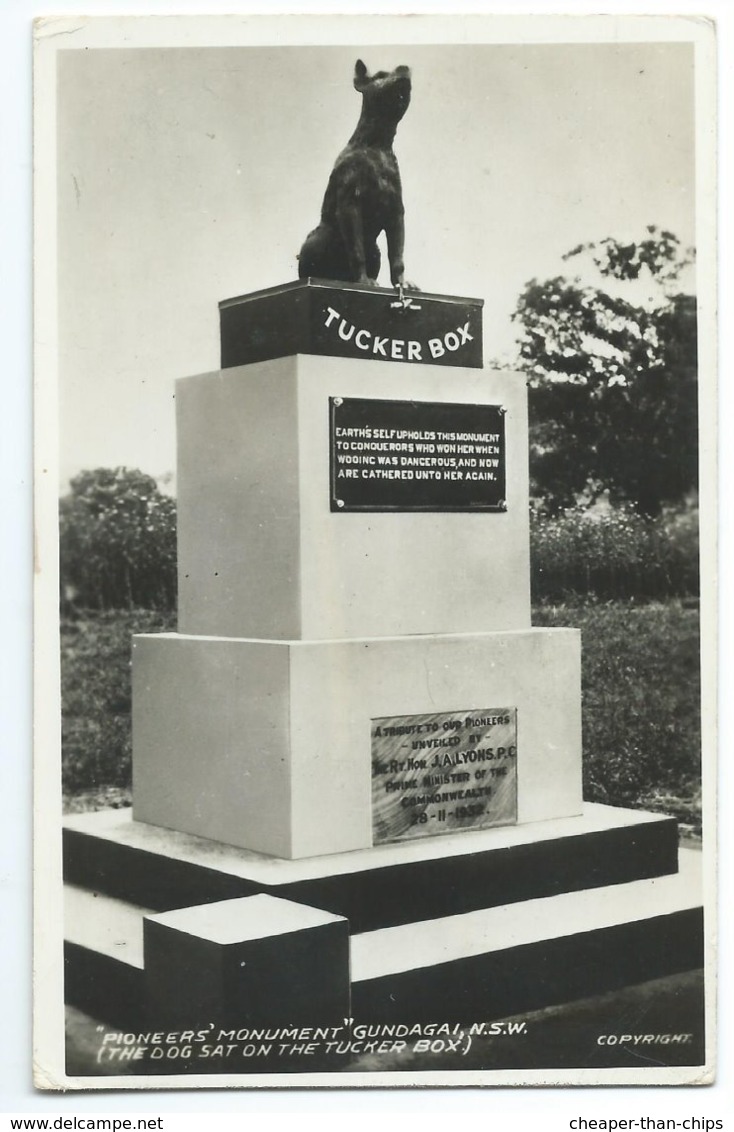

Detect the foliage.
xmin=60 ymin=467 xmax=177 ymax=610
xmin=530 ymin=504 xmax=699 ymax=602
xmin=513 ymin=228 xmax=698 ymax=516
xmin=533 ymin=600 xmax=701 ymax=835
xmin=61 ymin=608 xmax=176 ymax=795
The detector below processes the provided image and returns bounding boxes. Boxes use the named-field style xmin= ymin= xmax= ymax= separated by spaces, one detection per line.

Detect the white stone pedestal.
xmin=132 ymin=308 xmax=585 ymax=862
xmin=133 ymin=627 xmax=582 ymax=859
xmin=176 ymin=355 xmax=531 ymax=640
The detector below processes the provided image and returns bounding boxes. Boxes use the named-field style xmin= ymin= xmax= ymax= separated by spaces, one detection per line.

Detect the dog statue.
xmin=298 ymin=59 xmax=412 ymax=289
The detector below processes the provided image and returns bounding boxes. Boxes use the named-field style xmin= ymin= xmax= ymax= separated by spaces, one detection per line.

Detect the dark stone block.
xmin=63 ymin=808 xmax=680 ymax=934
xmin=64 ymin=942 xmax=145 ymax=1031
xmin=219 ymin=279 xmax=484 ymax=370
xmin=144 ymin=895 xmax=350 ymax=1030
xmin=352 ymin=908 xmax=705 ymax=1024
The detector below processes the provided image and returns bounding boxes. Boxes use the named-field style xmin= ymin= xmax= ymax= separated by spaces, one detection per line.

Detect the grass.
xmin=60 ymin=600 xmax=702 ymax=835
xmin=533 ymin=598 xmax=701 ymax=836
xmin=61 ymin=609 xmax=176 ymax=806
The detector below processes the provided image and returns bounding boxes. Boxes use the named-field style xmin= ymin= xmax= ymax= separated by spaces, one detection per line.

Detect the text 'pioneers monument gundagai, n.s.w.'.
xmin=62 ymin=58 xmax=703 ymax=1076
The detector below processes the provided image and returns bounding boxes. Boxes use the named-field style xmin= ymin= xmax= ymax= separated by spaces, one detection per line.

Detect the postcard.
xmin=33 ymin=12 xmax=716 ymax=1090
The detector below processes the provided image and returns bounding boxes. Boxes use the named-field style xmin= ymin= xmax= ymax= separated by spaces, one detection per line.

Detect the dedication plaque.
xmin=330 ymin=397 xmax=506 ymax=512
xmin=371 ymin=708 xmax=518 ymax=845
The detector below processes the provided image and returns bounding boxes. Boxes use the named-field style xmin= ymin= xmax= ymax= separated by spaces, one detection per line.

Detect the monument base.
xmin=132 ymin=627 xmax=582 ymax=859
xmin=65 ymin=803 xmax=679 ymax=933
xmin=62 ymin=805 xmax=702 ymax=1035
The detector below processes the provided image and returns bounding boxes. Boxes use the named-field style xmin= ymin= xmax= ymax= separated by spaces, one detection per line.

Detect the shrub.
xmin=60 ymin=468 xmax=177 ymax=611
xmin=530 ymin=504 xmax=699 ymax=602
xmin=61 ymin=609 xmax=176 ymax=796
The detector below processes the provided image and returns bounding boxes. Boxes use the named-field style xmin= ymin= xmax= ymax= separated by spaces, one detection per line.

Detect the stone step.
xmin=63 ymin=803 xmax=678 ymax=934
xmin=64 ymin=887 xmax=148 ymax=1031
xmin=350 ymin=848 xmax=704 ymax=1021
xmin=64 ymin=848 xmax=703 ymax=1030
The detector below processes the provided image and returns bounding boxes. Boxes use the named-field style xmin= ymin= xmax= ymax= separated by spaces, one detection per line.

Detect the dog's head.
xmin=353 ymin=59 xmax=412 ymax=123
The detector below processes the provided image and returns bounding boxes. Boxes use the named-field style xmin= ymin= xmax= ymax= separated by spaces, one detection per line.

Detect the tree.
xmin=513 ymin=227 xmax=698 ymax=515
xmin=59 ymin=467 xmax=177 ymax=610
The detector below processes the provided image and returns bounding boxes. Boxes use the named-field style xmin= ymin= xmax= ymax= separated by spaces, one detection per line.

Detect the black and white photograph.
xmin=31 ymin=13 xmax=717 ymax=1091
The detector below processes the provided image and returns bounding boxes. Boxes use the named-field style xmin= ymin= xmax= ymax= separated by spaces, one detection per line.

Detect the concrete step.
xmin=63 ymin=802 xmax=679 ymax=933
xmin=64 ymin=848 xmax=703 ymax=1029
xmin=350 ymin=848 xmax=704 ymax=1021
xmin=64 ymin=887 xmax=148 ymax=1031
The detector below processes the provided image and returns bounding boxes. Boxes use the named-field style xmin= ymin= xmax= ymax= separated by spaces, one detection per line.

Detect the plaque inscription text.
xmin=330 ymin=397 xmax=506 ymax=511
xmin=372 ymin=708 xmax=518 ymax=845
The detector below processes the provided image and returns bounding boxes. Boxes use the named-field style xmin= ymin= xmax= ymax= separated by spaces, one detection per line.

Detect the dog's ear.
xmin=354 ymin=59 xmax=370 ymax=91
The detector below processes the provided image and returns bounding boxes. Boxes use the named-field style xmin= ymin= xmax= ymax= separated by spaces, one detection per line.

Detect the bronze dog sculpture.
xmin=298 ymin=60 xmax=412 ymax=289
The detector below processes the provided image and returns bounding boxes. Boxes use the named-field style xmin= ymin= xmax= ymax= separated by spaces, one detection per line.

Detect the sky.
xmin=56 ymin=38 xmax=695 ymax=488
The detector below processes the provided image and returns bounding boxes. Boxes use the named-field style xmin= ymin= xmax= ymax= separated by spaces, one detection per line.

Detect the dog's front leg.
xmin=386 ymin=209 xmax=406 ymax=289
xmin=336 ymin=188 xmax=372 ymax=285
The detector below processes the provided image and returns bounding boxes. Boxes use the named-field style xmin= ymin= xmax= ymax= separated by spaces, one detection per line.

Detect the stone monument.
xmin=63 ymin=274 xmax=702 ymax=1038
xmin=132 ymin=279 xmax=583 ymax=860
xmin=62 ymin=60 xmax=702 ymax=1051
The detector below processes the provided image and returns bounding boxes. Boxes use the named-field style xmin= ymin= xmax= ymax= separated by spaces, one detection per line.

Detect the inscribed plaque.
xmin=330 ymin=397 xmax=506 ymax=512
xmin=371 ymin=708 xmax=518 ymax=845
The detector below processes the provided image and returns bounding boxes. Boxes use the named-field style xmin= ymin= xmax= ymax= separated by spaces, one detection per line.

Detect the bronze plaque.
xmin=330 ymin=396 xmax=506 ymax=512
xmin=371 ymin=708 xmax=518 ymax=845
